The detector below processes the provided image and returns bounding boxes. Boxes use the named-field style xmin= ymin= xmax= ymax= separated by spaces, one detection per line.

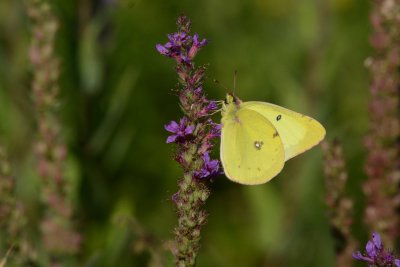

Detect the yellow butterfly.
xmin=220 ymin=93 xmax=326 ymax=185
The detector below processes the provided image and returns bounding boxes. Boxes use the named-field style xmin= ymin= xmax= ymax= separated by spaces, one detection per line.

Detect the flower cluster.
xmin=165 ymin=117 xmax=220 ymax=179
xmin=165 ymin=117 xmax=195 ymax=144
xmin=353 ymin=232 xmax=400 ymax=267
xmin=195 ymin=152 xmax=220 ymax=179
xmin=158 ymin=17 xmax=220 ymax=181
xmin=156 ymin=32 xmax=207 ymax=65
xmin=157 ymin=15 xmax=220 ymax=266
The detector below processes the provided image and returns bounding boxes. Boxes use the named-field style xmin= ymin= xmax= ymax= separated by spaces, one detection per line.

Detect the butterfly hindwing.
xmin=241 ymin=101 xmax=326 ymax=161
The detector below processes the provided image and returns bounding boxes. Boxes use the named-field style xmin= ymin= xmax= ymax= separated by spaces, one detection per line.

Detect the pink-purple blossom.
xmin=353 ymin=232 xmax=400 ymax=267
xmin=195 ymin=152 xmax=220 ymax=179
xmin=165 ymin=117 xmax=195 ymax=143
xmin=207 ymin=120 xmax=221 ymax=139
xmin=156 ymin=31 xmax=207 ymax=64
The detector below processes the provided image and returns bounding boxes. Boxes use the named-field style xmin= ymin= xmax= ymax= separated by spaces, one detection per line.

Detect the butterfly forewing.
xmin=221 ymin=108 xmax=285 ymax=185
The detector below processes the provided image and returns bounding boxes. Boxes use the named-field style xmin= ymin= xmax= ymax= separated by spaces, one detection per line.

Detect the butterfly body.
xmin=220 ymin=93 xmax=326 ymax=185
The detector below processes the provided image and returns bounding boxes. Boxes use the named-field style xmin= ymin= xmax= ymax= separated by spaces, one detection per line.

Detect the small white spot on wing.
xmin=254 ymin=141 xmax=264 ymax=150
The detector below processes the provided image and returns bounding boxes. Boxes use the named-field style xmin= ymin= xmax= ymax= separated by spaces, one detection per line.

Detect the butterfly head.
xmin=224 ymin=93 xmax=242 ymax=106
xmin=222 ymin=93 xmax=242 ymax=117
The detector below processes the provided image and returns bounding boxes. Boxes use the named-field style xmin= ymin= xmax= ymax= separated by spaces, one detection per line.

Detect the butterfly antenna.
xmin=213 ymin=79 xmax=230 ymax=92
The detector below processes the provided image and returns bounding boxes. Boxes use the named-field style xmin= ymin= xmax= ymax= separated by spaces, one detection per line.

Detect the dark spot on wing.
xmin=273 ymin=132 xmax=279 ymax=138
xmin=257 ymin=168 xmax=261 ymax=171
xmin=238 ymin=165 xmax=241 ymax=169
xmin=276 ymin=114 xmax=282 ymax=121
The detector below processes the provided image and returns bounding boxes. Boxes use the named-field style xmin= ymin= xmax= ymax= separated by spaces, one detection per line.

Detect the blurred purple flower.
xmin=165 ymin=117 xmax=195 ymax=143
xmin=168 ymin=32 xmax=191 ymax=47
xmin=197 ymin=100 xmax=219 ymax=117
xmin=206 ymin=101 xmax=218 ymax=111
xmin=156 ymin=31 xmax=207 ymax=64
xmin=197 ymin=120 xmax=221 ymax=155
xmin=195 ymin=152 xmax=220 ymax=179
xmin=353 ymin=232 xmax=400 ymax=266
xmin=208 ymin=120 xmax=221 ymax=139
xmin=156 ymin=32 xmax=191 ymax=63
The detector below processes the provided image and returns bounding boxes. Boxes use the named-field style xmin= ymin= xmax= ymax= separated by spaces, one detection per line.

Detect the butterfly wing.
xmin=220 ymin=108 xmax=285 ymax=185
xmin=241 ymin=102 xmax=326 ymax=161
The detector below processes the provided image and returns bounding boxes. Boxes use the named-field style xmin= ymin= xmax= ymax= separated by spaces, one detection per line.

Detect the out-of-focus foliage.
xmin=0 ymin=0 xmax=371 ymax=266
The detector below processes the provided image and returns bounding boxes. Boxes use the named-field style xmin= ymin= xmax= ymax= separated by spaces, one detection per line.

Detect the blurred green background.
xmin=0 ymin=0 xmax=371 ymax=266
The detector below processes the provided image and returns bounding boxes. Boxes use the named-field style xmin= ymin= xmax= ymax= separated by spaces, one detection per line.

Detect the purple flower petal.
xmin=366 ymin=240 xmax=377 ymax=258
xmin=156 ymin=44 xmax=169 ymax=55
xmin=179 ymin=117 xmax=188 ymax=126
xmin=371 ymin=232 xmax=382 ymax=249
xmin=184 ymin=125 xmax=195 ymax=135
xmin=193 ymin=34 xmax=199 ymax=43
xmin=195 ymin=152 xmax=220 ymax=179
xmin=203 ymin=152 xmax=211 ymax=162
xmin=352 ymin=252 xmax=373 ymax=262
xmin=193 ymin=33 xmax=208 ymax=47
xmin=207 ymin=101 xmax=218 ymax=111
xmin=164 ymin=42 xmax=173 ymax=49
xmin=207 ymin=159 xmax=219 ymax=170
xmin=180 ymin=54 xmax=191 ymax=64
xmin=165 ymin=117 xmax=194 ymax=144
xmin=352 ymin=251 xmax=362 ymax=260
xmin=166 ymin=135 xmax=178 ymax=144
xmin=395 ymin=259 xmax=400 ymax=267
xmin=208 ymin=120 xmax=221 ymax=139
xmin=194 ymin=87 xmax=203 ymax=94
xmin=165 ymin=120 xmax=180 ymax=133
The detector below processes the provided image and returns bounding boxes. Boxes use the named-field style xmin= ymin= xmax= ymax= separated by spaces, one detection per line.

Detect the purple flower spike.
xmin=195 ymin=152 xmax=220 ymax=179
xmin=165 ymin=117 xmax=195 ymax=143
xmin=158 ymin=16 xmax=218 ymax=266
xmin=353 ymin=232 xmax=400 ymax=266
